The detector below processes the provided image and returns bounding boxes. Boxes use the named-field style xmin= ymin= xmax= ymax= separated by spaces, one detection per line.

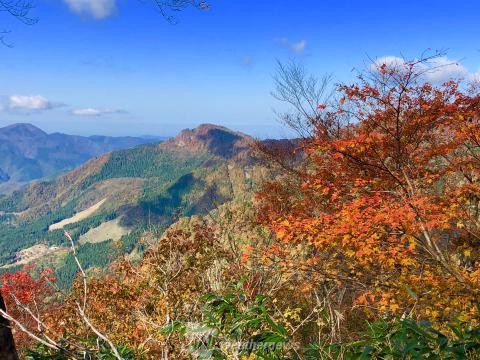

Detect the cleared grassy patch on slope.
xmin=79 ymin=218 xmax=130 ymax=244
xmin=49 ymin=198 xmax=107 ymax=230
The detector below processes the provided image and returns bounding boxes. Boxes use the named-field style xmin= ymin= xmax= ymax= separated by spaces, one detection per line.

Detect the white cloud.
xmin=71 ymin=108 xmax=125 ymax=116
xmin=275 ymin=37 xmax=307 ymax=54
xmin=423 ymin=57 xmax=469 ymax=83
xmin=64 ymin=0 xmax=117 ymax=19
xmin=290 ymin=40 xmax=307 ymax=53
xmin=371 ymin=56 xmax=406 ymax=71
xmin=372 ymin=55 xmax=478 ymax=84
xmin=8 ymin=95 xmax=55 ymax=111
xmin=471 ymin=71 xmax=480 ymax=83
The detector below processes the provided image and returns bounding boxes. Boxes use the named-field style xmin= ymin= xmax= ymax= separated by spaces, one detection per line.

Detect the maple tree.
xmin=0 ymin=233 xmax=130 ymax=359
xmin=257 ymin=55 xmax=480 ymax=328
xmin=0 ymin=292 xmax=18 ymax=359
xmin=0 ymin=267 xmax=56 ymax=350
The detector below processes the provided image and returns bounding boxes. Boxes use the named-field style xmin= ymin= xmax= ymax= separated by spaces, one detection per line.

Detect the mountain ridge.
xmin=0 ymin=123 xmax=271 ymax=286
xmin=162 ymin=123 xmax=253 ymax=157
xmin=0 ymin=123 xmax=164 ymax=193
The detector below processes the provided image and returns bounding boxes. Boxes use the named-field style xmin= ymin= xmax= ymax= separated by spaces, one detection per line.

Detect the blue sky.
xmin=0 ymin=0 xmax=479 ymax=137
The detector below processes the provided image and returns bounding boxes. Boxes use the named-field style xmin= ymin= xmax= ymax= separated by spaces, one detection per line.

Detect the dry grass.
xmin=49 ymin=198 xmax=107 ymax=231
xmin=79 ymin=218 xmax=130 ymax=244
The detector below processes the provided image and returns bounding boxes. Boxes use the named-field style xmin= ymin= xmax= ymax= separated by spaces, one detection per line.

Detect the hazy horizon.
xmin=0 ymin=120 xmax=293 ymax=139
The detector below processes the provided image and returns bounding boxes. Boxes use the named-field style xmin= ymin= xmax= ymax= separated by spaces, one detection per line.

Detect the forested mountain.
xmin=0 ymin=124 xmax=269 ymax=287
xmin=0 ymin=123 xmax=163 ymax=193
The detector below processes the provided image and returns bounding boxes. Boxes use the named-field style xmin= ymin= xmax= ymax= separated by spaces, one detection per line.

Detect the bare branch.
xmin=150 ymin=0 xmax=209 ymax=23
xmin=272 ymin=60 xmax=334 ymax=138
xmin=0 ymin=309 xmax=61 ymax=353
xmin=64 ymin=231 xmax=88 ymax=314
xmin=77 ymin=305 xmax=123 ymax=360
xmin=0 ymin=0 xmax=37 ymax=25
xmin=0 ymin=0 xmax=37 ymax=46
xmin=65 ymin=231 xmax=123 ymax=360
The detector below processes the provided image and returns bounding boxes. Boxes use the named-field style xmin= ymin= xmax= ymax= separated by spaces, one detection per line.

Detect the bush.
xmin=306 ymin=317 xmax=480 ymax=359
xmin=25 ymin=340 xmax=138 ymax=360
xmin=163 ymin=280 xmax=291 ymax=359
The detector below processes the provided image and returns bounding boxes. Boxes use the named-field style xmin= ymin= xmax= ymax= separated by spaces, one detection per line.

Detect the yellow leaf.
xmin=390 ymin=303 xmax=400 ymax=312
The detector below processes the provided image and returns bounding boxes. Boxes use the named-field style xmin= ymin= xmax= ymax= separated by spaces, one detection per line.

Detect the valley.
xmin=0 ymin=124 xmax=268 ymax=287
xmin=0 ymin=123 xmax=164 ymax=193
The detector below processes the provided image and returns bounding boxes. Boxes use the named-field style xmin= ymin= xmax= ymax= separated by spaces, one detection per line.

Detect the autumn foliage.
xmin=257 ymin=56 xmax=480 ymax=327
xmin=1 ymin=267 xmax=55 ymax=348
xmin=2 ymin=55 xmax=480 ymax=358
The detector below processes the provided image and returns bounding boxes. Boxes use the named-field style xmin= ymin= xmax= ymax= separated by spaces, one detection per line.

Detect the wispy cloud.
xmin=372 ymin=55 xmax=479 ymax=83
xmin=71 ymin=108 xmax=126 ymax=116
xmin=423 ymin=57 xmax=469 ymax=83
xmin=275 ymin=37 xmax=307 ymax=54
xmin=471 ymin=71 xmax=480 ymax=83
xmin=240 ymin=56 xmax=253 ymax=68
xmin=6 ymin=95 xmax=63 ymax=112
xmin=371 ymin=56 xmax=406 ymax=70
xmin=64 ymin=0 xmax=117 ymax=19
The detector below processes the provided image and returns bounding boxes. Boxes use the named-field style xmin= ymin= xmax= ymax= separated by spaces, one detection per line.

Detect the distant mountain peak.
xmin=163 ymin=123 xmax=252 ymax=157
xmin=0 ymin=123 xmax=47 ymax=138
xmin=0 ymin=123 xmax=162 ymax=193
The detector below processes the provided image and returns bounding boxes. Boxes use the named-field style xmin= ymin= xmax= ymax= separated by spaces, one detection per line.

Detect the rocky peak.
xmin=162 ymin=124 xmax=252 ymax=158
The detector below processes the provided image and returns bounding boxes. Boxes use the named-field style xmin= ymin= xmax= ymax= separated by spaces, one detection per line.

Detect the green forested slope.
xmin=0 ymin=124 xmax=266 ymax=287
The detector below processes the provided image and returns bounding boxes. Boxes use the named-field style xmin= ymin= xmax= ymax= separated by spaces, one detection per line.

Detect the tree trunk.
xmin=0 ymin=293 xmax=18 ymax=360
